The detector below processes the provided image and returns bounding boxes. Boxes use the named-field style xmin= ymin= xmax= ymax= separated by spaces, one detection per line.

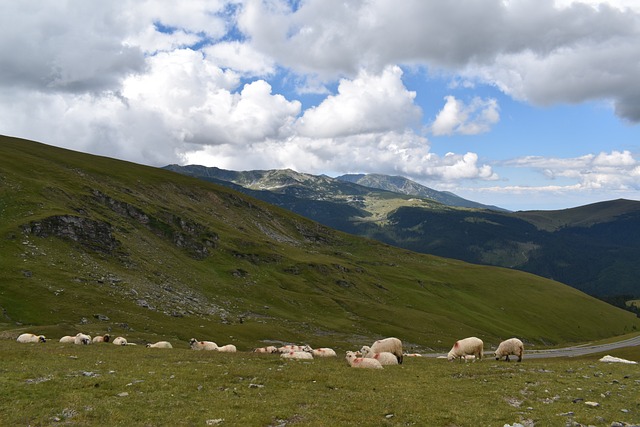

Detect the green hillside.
xmin=1 ymin=135 xmax=638 ymax=351
xmin=166 ymin=164 xmax=640 ymax=298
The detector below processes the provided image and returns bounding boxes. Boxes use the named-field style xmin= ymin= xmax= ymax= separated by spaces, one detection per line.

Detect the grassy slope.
xmin=1 ymin=135 xmax=639 ymax=352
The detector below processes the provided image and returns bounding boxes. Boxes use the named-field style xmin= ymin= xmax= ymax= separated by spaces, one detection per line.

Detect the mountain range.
xmin=2 ymin=134 xmax=638 ymax=349
xmin=164 ymin=164 xmax=640 ymax=299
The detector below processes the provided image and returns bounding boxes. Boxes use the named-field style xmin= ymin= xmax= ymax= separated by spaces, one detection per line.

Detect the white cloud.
xmin=238 ymin=0 xmax=640 ymax=122
xmin=297 ymin=66 xmax=421 ymax=138
xmin=203 ymin=41 xmax=276 ymax=76
xmin=122 ymin=48 xmax=301 ymax=146
xmin=183 ymin=130 xmax=498 ymax=183
xmin=504 ymin=150 xmax=640 ymax=190
xmin=0 ymin=2 xmax=145 ymax=93
xmin=431 ymin=96 xmax=500 ymax=136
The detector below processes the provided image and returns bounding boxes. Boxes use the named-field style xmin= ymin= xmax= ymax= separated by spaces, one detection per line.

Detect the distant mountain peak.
xmin=336 ymin=173 xmax=508 ymax=211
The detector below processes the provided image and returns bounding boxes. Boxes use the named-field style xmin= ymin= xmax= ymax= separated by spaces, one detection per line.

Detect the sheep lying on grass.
xmin=278 ymin=345 xmax=305 ymax=353
xmin=361 ymin=337 xmax=403 ymax=364
xmin=494 ymin=338 xmax=524 ymax=362
xmin=74 ymin=333 xmax=91 ymax=345
xmin=253 ymin=346 xmax=278 ymax=353
xmin=281 ymin=351 xmax=313 ymax=360
xmin=447 ymin=337 xmax=484 ymax=362
xmin=214 ymin=344 xmax=237 ymax=353
xmin=112 ymin=337 xmax=128 ymax=346
xmin=361 ymin=349 xmax=398 ymax=366
xmin=345 ymin=351 xmax=383 ymax=369
xmin=92 ymin=334 xmax=110 ymax=343
xmin=189 ymin=338 xmax=218 ymax=350
xmin=302 ymin=345 xmax=337 ymax=357
xmin=146 ymin=341 xmax=173 ymax=349
xmin=17 ymin=333 xmax=46 ymax=343
xmin=59 ymin=335 xmax=76 ymax=344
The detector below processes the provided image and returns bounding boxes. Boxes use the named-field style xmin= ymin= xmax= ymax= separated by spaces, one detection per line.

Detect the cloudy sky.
xmin=1 ymin=0 xmax=640 ymax=211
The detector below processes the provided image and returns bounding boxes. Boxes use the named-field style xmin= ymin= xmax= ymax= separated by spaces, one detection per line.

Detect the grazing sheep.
xmin=280 ymin=351 xmax=313 ymax=360
xmin=59 ymin=335 xmax=76 ymax=344
xmin=189 ymin=338 xmax=218 ymax=350
xmin=494 ymin=338 xmax=524 ymax=362
xmin=112 ymin=336 xmax=128 ymax=346
xmin=214 ymin=344 xmax=237 ymax=353
xmin=74 ymin=333 xmax=92 ymax=345
xmin=17 ymin=333 xmax=46 ymax=343
xmin=146 ymin=341 xmax=173 ymax=349
xmin=302 ymin=345 xmax=337 ymax=358
xmin=345 ymin=351 xmax=383 ymax=369
xmin=363 ymin=351 xmax=399 ymax=366
xmin=447 ymin=337 xmax=484 ymax=362
xmin=363 ymin=337 xmax=403 ymax=364
xmin=277 ymin=344 xmax=305 ymax=353
xmin=253 ymin=346 xmax=278 ymax=353
xmin=92 ymin=334 xmax=111 ymax=343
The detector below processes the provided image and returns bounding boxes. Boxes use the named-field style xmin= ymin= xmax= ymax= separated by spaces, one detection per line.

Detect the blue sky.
xmin=1 ymin=0 xmax=639 ymax=211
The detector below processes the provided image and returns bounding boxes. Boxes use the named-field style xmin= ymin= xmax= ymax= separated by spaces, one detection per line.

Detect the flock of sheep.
xmin=16 ymin=333 xmax=234 ymax=351
xmin=15 ymin=333 xmax=524 ymax=367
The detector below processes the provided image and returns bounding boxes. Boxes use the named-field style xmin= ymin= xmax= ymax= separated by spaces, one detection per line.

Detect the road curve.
xmin=423 ymin=335 xmax=640 ymax=359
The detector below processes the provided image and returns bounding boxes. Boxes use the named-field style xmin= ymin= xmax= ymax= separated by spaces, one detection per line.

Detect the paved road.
xmin=422 ymin=335 xmax=640 ymax=359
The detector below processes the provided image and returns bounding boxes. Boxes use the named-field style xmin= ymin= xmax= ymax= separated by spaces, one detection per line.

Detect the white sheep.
xmin=345 ymin=351 xmax=383 ymax=369
xmin=280 ymin=351 xmax=313 ymax=360
xmin=277 ymin=344 xmax=305 ymax=353
xmin=494 ymin=338 xmax=524 ymax=362
xmin=146 ymin=341 xmax=173 ymax=349
xmin=214 ymin=344 xmax=237 ymax=353
xmin=253 ymin=346 xmax=278 ymax=353
xmin=189 ymin=338 xmax=218 ymax=350
xmin=302 ymin=345 xmax=337 ymax=357
xmin=447 ymin=337 xmax=484 ymax=362
xmin=112 ymin=336 xmax=128 ymax=346
xmin=363 ymin=350 xmax=399 ymax=366
xmin=59 ymin=335 xmax=76 ymax=344
xmin=16 ymin=333 xmax=46 ymax=343
xmin=74 ymin=333 xmax=92 ymax=345
xmin=363 ymin=337 xmax=403 ymax=364
xmin=92 ymin=334 xmax=110 ymax=343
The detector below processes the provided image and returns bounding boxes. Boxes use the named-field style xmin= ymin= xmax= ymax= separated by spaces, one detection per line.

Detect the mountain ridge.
xmin=336 ymin=173 xmax=508 ymax=211
xmin=165 ymin=164 xmax=640 ymax=298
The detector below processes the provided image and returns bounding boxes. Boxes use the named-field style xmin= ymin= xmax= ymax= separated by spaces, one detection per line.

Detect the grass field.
xmin=1 ymin=340 xmax=639 ymax=426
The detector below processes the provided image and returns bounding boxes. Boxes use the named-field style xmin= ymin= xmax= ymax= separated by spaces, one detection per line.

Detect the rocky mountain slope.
xmin=2 ymin=135 xmax=638 ymax=350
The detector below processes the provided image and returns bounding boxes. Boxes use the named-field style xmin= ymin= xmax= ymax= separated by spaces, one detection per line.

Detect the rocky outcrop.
xmin=91 ymin=189 xmax=218 ymax=259
xmin=23 ymin=215 xmax=119 ymax=254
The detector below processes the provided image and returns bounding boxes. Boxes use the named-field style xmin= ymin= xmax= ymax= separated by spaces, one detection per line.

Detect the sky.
xmin=1 ymin=0 xmax=640 ymax=211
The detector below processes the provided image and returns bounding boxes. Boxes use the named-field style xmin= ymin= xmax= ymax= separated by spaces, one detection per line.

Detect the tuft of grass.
xmin=1 ymin=340 xmax=639 ymax=426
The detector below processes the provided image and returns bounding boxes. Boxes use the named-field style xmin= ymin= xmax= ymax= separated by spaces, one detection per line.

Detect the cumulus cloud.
xmin=118 ymin=48 xmax=301 ymax=146
xmin=430 ymin=96 xmax=500 ymax=136
xmin=296 ymin=66 xmax=421 ymax=138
